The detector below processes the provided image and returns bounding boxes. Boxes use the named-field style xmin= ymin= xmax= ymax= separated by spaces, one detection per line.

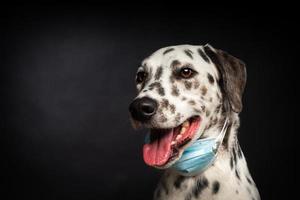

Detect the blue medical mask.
xmin=144 ymin=118 xmax=229 ymax=177
xmin=171 ymin=118 xmax=229 ymax=176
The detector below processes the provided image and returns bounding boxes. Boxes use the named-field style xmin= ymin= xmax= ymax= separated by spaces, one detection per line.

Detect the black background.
xmin=1 ymin=4 xmax=296 ymax=200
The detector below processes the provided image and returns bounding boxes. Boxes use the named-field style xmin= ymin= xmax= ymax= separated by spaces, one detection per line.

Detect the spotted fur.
xmin=131 ymin=44 xmax=260 ymax=200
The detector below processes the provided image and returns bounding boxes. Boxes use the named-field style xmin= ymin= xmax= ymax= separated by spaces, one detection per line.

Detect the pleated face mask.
xmin=171 ymin=118 xmax=229 ymax=176
xmin=144 ymin=118 xmax=229 ymax=176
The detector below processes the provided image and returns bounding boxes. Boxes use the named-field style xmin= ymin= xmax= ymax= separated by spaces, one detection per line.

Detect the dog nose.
xmin=129 ymin=97 xmax=158 ymax=122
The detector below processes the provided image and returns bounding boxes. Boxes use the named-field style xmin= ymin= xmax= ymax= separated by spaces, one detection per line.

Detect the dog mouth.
xmin=143 ymin=116 xmax=201 ymax=167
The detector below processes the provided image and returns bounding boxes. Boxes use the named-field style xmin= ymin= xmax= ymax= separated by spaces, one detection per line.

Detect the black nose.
xmin=129 ymin=97 xmax=158 ymax=122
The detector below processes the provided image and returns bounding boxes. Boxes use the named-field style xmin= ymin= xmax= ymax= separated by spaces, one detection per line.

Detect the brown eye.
xmin=136 ymin=71 xmax=147 ymax=84
xmin=180 ymin=67 xmax=195 ymax=78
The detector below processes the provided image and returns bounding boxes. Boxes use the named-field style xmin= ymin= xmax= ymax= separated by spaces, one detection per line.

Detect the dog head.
xmin=129 ymin=44 xmax=246 ymax=168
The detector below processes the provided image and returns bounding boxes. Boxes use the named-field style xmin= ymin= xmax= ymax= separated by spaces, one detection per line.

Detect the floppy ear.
xmin=203 ymin=44 xmax=247 ymax=113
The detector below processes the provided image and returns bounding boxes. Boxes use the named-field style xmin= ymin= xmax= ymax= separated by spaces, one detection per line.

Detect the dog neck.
xmin=152 ymin=111 xmax=261 ymax=200
xmin=201 ymin=110 xmax=240 ymax=152
xmin=220 ymin=112 xmax=240 ymax=151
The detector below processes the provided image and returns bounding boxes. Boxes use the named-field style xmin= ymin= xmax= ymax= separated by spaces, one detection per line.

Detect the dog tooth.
xmin=176 ymin=135 xmax=182 ymax=140
xmin=180 ymin=127 xmax=186 ymax=134
xmin=182 ymin=120 xmax=190 ymax=128
xmin=171 ymin=141 xmax=176 ymax=145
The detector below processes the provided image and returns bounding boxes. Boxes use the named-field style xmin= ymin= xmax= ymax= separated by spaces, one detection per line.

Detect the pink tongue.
xmin=143 ymin=129 xmax=173 ymax=166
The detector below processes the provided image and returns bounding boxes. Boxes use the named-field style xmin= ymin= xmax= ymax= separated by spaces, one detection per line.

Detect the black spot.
xmin=246 ymin=176 xmax=253 ymax=185
xmin=155 ymin=66 xmax=163 ymax=80
xmin=205 ymin=109 xmax=211 ymax=117
xmin=230 ymin=156 xmax=234 ymax=169
xmin=205 ymin=110 xmax=210 ymax=117
xmin=148 ymin=82 xmax=160 ymax=89
xmin=192 ymin=177 xmax=209 ymax=198
xmin=184 ymin=49 xmax=193 ymax=59
xmin=235 ymin=169 xmax=241 ymax=180
xmin=188 ymin=100 xmax=196 ymax=105
xmin=161 ymin=99 xmax=169 ymax=109
xmin=207 ymin=73 xmax=215 ymax=84
xmin=232 ymin=148 xmax=237 ymax=164
xmin=212 ymin=181 xmax=220 ymax=194
xmin=194 ymin=108 xmax=201 ymax=113
xmin=175 ymin=113 xmax=181 ymax=123
xmin=170 ymin=104 xmax=176 ymax=114
xmin=247 ymin=187 xmax=252 ymax=194
xmin=236 ymin=190 xmax=239 ymax=194
xmin=171 ymin=60 xmax=181 ymax=68
xmin=157 ymin=108 xmax=163 ymax=114
xmin=163 ymin=48 xmax=175 ymax=55
xmin=211 ymin=117 xmax=218 ymax=126
xmin=171 ymin=85 xmax=179 ymax=96
xmin=206 ymin=122 xmax=212 ymax=130
xmin=237 ymin=144 xmax=243 ymax=158
xmin=184 ymin=81 xmax=192 ymax=90
xmin=215 ymin=104 xmax=222 ymax=114
xmin=159 ymin=115 xmax=167 ymax=122
xmin=193 ymin=80 xmax=200 ymax=89
xmin=169 ymin=75 xmax=175 ymax=83
xmin=158 ymin=87 xmax=165 ymax=96
xmin=174 ymin=175 xmax=185 ymax=189
xmin=201 ymin=86 xmax=207 ymax=95
xmin=148 ymin=82 xmax=165 ymax=96
xmin=216 ymin=92 xmax=221 ymax=100
xmin=198 ymin=48 xmax=210 ymax=63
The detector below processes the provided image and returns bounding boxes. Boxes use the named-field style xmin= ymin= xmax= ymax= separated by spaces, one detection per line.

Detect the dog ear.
xmin=203 ymin=44 xmax=247 ymax=113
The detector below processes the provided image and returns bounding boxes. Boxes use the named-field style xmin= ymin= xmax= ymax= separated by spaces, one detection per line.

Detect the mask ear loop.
xmin=174 ymin=117 xmax=230 ymax=176
xmin=212 ymin=118 xmax=229 ymax=153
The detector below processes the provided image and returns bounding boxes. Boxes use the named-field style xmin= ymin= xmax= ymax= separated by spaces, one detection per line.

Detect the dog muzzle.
xmin=171 ymin=118 xmax=229 ymax=176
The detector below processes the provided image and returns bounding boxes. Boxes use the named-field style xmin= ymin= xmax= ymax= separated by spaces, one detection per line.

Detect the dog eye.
xmin=180 ymin=67 xmax=196 ymax=78
xmin=136 ymin=71 xmax=147 ymax=84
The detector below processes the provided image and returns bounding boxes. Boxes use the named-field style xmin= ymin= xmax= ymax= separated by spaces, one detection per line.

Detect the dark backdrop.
xmin=1 ymin=4 xmax=296 ymax=200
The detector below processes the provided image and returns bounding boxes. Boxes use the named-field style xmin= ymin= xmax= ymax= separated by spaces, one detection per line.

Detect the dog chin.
xmin=142 ymin=116 xmax=202 ymax=168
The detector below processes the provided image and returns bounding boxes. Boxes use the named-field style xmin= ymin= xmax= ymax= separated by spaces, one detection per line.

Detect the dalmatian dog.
xmin=129 ymin=44 xmax=260 ymax=200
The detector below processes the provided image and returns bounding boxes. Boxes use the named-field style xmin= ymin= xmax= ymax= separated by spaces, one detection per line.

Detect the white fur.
xmin=131 ymin=44 xmax=260 ymax=200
